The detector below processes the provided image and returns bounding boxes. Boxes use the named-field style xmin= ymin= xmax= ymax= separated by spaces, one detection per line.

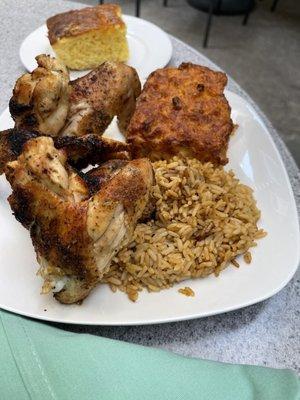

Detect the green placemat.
xmin=0 ymin=310 xmax=299 ymax=400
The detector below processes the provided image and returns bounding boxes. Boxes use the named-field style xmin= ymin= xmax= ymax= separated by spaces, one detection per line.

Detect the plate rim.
xmin=0 ymin=90 xmax=299 ymax=326
xmin=19 ymin=15 xmax=173 ymax=78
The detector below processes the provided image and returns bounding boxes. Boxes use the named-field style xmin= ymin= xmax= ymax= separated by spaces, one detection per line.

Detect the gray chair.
xmin=186 ymin=0 xmax=254 ymax=47
xmin=99 ymin=0 xmax=252 ymax=45
xmin=99 ymin=0 xmax=280 ymax=39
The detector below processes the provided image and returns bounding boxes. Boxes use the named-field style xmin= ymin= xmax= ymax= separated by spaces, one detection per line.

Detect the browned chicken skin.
xmin=0 ymin=128 xmax=130 ymax=174
xmin=0 ymin=128 xmax=39 ymax=174
xmin=9 ymin=55 xmax=70 ymax=136
xmin=54 ymin=134 xmax=130 ymax=169
xmin=126 ymin=62 xmax=233 ymax=164
xmin=5 ymin=137 xmax=154 ymax=303
xmin=9 ymin=55 xmax=141 ymax=139
xmin=61 ymin=61 xmax=141 ymax=137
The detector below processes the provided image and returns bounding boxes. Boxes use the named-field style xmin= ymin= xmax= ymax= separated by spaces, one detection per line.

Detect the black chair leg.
xmin=203 ymin=0 xmax=221 ymax=48
xmin=242 ymin=0 xmax=252 ymax=25
xmin=136 ymin=0 xmax=141 ymax=17
xmin=163 ymin=0 xmax=168 ymax=6
xmin=203 ymin=1 xmax=214 ymax=48
xmin=99 ymin=0 xmax=104 ymax=4
xmin=271 ymin=0 xmax=279 ymax=12
xmin=242 ymin=12 xmax=249 ymax=25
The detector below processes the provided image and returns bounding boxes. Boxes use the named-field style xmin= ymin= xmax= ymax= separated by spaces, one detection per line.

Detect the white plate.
xmin=0 ymin=91 xmax=299 ymax=325
xmin=19 ymin=16 xmax=172 ymax=80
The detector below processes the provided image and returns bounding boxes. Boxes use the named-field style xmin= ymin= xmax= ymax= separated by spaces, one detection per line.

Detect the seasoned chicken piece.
xmin=9 ymin=56 xmax=140 ymax=139
xmin=82 ymin=161 xmax=156 ymax=221
xmin=0 ymin=128 xmax=39 ymax=174
xmin=9 ymin=55 xmax=70 ymax=136
xmin=83 ymin=160 xmax=128 ymax=196
xmin=54 ymin=134 xmax=130 ymax=169
xmin=60 ymin=61 xmax=141 ymax=137
xmin=5 ymin=137 xmax=153 ymax=304
xmin=0 ymin=128 xmax=130 ymax=173
xmin=126 ymin=62 xmax=233 ymax=164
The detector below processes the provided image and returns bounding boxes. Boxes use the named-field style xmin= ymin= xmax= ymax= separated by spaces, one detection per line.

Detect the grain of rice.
xmin=231 ymin=259 xmax=240 ymax=268
xmin=102 ymin=157 xmax=266 ymax=301
xmin=244 ymin=251 xmax=252 ymax=264
xmin=106 ymin=277 xmax=122 ymax=286
xmin=178 ymin=287 xmax=195 ymax=297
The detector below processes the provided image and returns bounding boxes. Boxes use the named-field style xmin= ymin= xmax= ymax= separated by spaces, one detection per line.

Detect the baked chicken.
xmin=61 ymin=61 xmax=141 ymax=137
xmin=0 ymin=128 xmax=130 ymax=174
xmin=9 ymin=55 xmax=70 ymax=136
xmin=9 ymin=55 xmax=141 ymax=138
xmin=126 ymin=62 xmax=233 ymax=164
xmin=5 ymin=137 xmax=153 ymax=303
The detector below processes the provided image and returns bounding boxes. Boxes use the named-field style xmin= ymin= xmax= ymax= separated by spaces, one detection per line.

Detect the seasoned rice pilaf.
xmin=103 ymin=157 xmax=266 ymax=301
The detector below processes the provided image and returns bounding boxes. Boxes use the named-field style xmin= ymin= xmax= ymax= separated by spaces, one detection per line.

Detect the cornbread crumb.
xmin=178 ymin=287 xmax=195 ymax=297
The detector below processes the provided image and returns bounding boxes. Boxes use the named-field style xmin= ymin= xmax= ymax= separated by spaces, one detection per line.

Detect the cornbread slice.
xmin=47 ymin=4 xmax=129 ymax=70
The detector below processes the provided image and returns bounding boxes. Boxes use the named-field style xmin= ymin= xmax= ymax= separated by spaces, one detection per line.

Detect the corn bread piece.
xmin=126 ymin=63 xmax=234 ymax=165
xmin=47 ymin=4 xmax=129 ymax=70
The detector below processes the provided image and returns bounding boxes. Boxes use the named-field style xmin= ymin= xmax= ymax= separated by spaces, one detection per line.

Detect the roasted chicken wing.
xmin=9 ymin=55 xmax=141 ymax=139
xmin=54 ymin=134 xmax=130 ymax=169
xmin=126 ymin=62 xmax=233 ymax=164
xmin=61 ymin=61 xmax=141 ymax=137
xmin=0 ymin=128 xmax=130 ymax=174
xmin=9 ymin=55 xmax=70 ymax=136
xmin=5 ymin=137 xmax=153 ymax=303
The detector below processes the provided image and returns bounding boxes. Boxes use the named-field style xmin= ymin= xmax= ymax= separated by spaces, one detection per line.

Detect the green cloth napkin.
xmin=0 ymin=310 xmax=299 ymax=400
